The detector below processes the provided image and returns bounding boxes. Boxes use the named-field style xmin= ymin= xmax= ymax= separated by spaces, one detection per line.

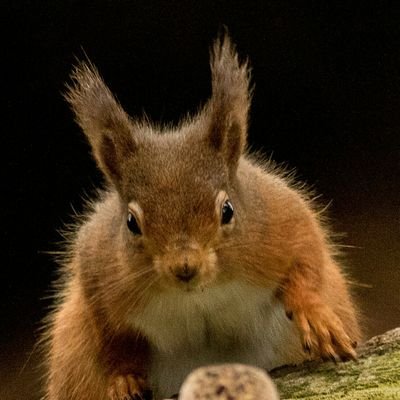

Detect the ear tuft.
xmin=64 ymin=61 xmax=136 ymax=186
xmin=207 ymin=32 xmax=252 ymax=173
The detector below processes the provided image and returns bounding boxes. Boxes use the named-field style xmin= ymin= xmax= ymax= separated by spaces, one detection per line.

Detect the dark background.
xmin=2 ymin=1 xmax=399 ymax=399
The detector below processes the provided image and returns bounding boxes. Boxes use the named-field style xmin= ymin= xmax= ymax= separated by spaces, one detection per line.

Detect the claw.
xmin=303 ymin=341 xmax=312 ymax=354
xmin=285 ymin=310 xmax=293 ymax=320
xmin=340 ymin=348 xmax=357 ymax=362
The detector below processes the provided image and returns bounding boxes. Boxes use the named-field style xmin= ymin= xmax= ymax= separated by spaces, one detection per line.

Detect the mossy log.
xmin=271 ymin=327 xmax=400 ymax=399
xmin=173 ymin=328 xmax=400 ymax=400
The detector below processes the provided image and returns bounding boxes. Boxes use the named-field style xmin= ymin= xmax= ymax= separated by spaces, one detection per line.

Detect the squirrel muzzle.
xmin=153 ymin=242 xmax=217 ymax=289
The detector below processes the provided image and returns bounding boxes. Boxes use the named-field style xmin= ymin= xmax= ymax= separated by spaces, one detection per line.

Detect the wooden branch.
xmin=174 ymin=328 xmax=400 ymax=399
xmin=271 ymin=327 xmax=400 ymax=399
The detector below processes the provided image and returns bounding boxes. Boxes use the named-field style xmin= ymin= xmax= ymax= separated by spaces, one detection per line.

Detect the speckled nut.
xmin=178 ymin=364 xmax=280 ymax=400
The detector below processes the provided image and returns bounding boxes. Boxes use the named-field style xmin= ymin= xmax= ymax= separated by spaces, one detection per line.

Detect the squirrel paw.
xmin=287 ymin=301 xmax=357 ymax=362
xmin=107 ymin=374 xmax=148 ymax=400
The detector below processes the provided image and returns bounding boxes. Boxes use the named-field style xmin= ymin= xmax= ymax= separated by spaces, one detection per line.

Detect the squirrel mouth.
xmin=177 ymin=280 xmax=204 ymax=293
xmin=170 ymin=278 xmax=206 ymax=293
xmin=182 ymin=284 xmax=206 ymax=293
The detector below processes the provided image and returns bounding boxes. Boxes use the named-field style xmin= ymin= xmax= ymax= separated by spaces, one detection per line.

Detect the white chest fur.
xmin=130 ymin=281 xmax=305 ymax=398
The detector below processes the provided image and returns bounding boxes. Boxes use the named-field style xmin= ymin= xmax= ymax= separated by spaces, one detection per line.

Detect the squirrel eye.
xmin=221 ymin=200 xmax=234 ymax=225
xmin=127 ymin=212 xmax=141 ymax=235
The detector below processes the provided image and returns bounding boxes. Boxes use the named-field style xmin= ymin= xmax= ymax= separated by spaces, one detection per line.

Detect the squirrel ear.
xmin=65 ymin=61 xmax=136 ymax=187
xmin=206 ymin=33 xmax=252 ymax=173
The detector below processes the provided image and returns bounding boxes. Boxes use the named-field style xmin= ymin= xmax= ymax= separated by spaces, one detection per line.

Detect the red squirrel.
xmin=44 ymin=34 xmax=361 ymax=400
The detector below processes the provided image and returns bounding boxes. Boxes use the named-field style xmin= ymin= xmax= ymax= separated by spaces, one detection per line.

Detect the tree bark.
xmin=270 ymin=327 xmax=400 ymax=399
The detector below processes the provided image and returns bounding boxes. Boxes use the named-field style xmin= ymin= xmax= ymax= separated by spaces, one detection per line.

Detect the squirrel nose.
xmin=174 ymin=263 xmax=197 ymax=283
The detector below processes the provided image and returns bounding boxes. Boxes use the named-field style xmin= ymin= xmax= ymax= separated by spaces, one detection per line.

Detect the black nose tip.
xmin=175 ymin=264 xmax=197 ymax=282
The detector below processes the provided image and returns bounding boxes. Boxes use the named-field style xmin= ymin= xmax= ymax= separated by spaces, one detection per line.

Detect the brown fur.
xmin=43 ymin=34 xmax=361 ymax=400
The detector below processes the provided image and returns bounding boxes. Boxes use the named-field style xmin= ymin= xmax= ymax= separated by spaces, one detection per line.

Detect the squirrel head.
xmin=65 ymin=34 xmax=252 ymax=290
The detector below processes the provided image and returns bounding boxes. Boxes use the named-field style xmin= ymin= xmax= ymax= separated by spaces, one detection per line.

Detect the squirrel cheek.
xmin=199 ymin=249 xmax=218 ymax=284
